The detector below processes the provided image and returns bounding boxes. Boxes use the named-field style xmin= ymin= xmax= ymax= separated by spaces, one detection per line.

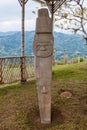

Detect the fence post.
xmin=0 ymin=59 xmax=3 ymax=84
xmin=78 ymin=56 xmax=80 ymax=63
xmin=20 ymin=56 xmax=26 ymax=83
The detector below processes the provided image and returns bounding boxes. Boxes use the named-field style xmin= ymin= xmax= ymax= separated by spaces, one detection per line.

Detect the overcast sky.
xmin=0 ymin=0 xmax=87 ymax=32
xmin=0 ymin=0 xmax=41 ymax=32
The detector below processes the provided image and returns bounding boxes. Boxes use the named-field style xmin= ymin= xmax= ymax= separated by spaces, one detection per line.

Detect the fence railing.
xmin=0 ymin=54 xmax=87 ymax=84
xmin=0 ymin=56 xmax=34 ymax=84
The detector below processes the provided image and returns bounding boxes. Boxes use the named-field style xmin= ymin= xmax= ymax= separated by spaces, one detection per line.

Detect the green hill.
xmin=0 ymin=31 xmax=87 ymax=59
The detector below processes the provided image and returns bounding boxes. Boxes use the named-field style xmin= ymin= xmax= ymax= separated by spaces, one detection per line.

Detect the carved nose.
xmin=40 ymin=46 xmax=46 ymax=51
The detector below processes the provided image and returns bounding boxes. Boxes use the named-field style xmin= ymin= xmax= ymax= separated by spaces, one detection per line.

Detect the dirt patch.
xmin=83 ymin=109 xmax=87 ymax=115
xmin=27 ymin=105 xmax=51 ymax=130
xmin=80 ymin=95 xmax=87 ymax=116
xmin=51 ymin=107 xmax=65 ymax=124
xmin=80 ymin=96 xmax=87 ymax=108
xmin=26 ymin=105 xmax=65 ymax=130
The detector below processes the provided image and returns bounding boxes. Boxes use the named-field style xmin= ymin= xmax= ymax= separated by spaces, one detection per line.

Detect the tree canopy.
xmin=54 ymin=0 xmax=87 ymax=43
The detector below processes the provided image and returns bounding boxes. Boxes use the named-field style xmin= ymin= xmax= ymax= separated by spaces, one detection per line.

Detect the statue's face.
xmin=34 ymin=42 xmax=53 ymax=58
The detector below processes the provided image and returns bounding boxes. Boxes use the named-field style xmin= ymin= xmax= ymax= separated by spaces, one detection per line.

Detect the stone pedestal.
xmin=33 ymin=8 xmax=53 ymax=124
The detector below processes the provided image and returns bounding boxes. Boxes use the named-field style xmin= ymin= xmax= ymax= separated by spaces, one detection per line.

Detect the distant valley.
xmin=0 ymin=31 xmax=87 ymax=59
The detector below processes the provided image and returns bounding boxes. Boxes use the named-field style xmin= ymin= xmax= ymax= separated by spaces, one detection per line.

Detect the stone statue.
xmin=33 ymin=8 xmax=53 ymax=124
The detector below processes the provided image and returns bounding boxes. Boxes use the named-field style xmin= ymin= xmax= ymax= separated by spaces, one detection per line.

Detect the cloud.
xmin=0 ymin=19 xmax=36 ymax=32
xmin=0 ymin=0 xmax=40 ymax=31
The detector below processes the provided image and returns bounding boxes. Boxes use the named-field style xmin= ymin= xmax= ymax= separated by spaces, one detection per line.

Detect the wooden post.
xmin=20 ymin=56 xmax=26 ymax=83
xmin=18 ymin=0 xmax=29 ymax=83
xmin=21 ymin=0 xmax=26 ymax=83
xmin=0 ymin=59 xmax=3 ymax=84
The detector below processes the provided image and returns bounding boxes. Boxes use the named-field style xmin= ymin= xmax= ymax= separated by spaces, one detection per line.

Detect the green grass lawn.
xmin=0 ymin=62 xmax=87 ymax=130
xmin=53 ymin=61 xmax=87 ymax=80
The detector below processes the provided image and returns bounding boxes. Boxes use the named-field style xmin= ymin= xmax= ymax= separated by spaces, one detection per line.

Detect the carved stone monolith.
xmin=33 ymin=8 xmax=53 ymax=124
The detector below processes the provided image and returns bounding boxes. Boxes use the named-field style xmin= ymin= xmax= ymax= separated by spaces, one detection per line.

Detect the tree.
xmin=55 ymin=0 xmax=87 ymax=43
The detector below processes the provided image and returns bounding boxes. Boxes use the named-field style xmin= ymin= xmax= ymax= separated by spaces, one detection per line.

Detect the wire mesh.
xmin=25 ymin=56 xmax=34 ymax=78
xmin=0 ymin=56 xmax=34 ymax=84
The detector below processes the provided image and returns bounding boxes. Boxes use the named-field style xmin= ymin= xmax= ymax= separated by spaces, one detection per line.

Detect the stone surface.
xmin=34 ymin=35 xmax=53 ymax=58
xmin=33 ymin=8 xmax=53 ymax=124
xmin=35 ymin=8 xmax=52 ymax=33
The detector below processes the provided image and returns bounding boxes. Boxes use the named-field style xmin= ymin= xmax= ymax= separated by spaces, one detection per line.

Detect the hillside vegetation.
xmin=0 ymin=31 xmax=87 ymax=59
xmin=0 ymin=62 xmax=87 ymax=130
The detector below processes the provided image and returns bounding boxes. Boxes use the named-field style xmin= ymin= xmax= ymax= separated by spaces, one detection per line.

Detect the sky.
xmin=0 ymin=0 xmax=41 ymax=32
xmin=0 ymin=0 xmax=87 ymax=32
xmin=0 ymin=0 xmax=66 ymax=32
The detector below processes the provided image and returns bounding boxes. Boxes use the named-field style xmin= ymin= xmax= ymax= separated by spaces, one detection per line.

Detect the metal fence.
xmin=0 ymin=56 xmax=34 ymax=84
xmin=0 ymin=54 xmax=87 ymax=84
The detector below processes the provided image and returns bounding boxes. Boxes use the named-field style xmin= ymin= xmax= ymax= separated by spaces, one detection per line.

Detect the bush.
xmin=72 ymin=57 xmax=84 ymax=63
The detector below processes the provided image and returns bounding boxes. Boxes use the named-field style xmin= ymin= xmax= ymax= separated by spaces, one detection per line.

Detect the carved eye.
xmin=37 ymin=45 xmax=40 ymax=50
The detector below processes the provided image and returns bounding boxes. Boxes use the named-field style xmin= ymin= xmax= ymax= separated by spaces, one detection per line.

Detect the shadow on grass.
xmin=26 ymin=104 xmax=65 ymax=130
xmin=51 ymin=107 xmax=64 ymax=124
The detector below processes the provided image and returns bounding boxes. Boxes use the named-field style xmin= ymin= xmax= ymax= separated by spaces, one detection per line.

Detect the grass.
xmin=0 ymin=62 xmax=87 ymax=130
xmin=53 ymin=61 xmax=87 ymax=80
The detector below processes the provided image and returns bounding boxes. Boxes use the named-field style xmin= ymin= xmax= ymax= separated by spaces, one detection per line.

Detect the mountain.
xmin=0 ymin=31 xmax=34 ymax=57
xmin=54 ymin=32 xmax=87 ymax=59
xmin=0 ymin=31 xmax=87 ymax=59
